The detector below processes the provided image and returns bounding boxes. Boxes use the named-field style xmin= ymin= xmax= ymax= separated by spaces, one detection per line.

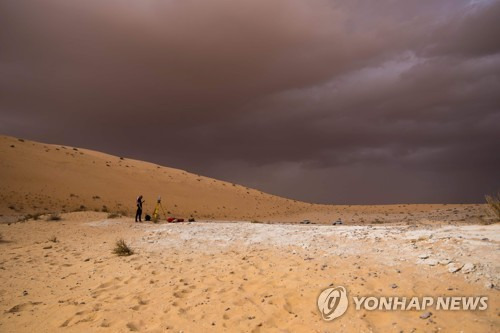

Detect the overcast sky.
xmin=1 ymin=0 xmax=499 ymax=204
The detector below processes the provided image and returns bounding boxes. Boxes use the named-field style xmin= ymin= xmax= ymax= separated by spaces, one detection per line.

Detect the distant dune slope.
xmin=0 ymin=135 xmax=491 ymax=223
xmin=0 ymin=135 xmax=314 ymax=220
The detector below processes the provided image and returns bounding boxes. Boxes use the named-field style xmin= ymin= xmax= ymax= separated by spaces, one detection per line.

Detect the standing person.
xmin=135 ymin=195 xmax=145 ymax=222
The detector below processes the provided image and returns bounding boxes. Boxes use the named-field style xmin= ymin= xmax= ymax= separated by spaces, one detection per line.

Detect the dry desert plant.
xmin=485 ymin=192 xmax=500 ymax=219
xmin=47 ymin=213 xmax=61 ymax=221
xmin=107 ymin=212 xmax=120 ymax=219
xmin=113 ymin=239 xmax=134 ymax=256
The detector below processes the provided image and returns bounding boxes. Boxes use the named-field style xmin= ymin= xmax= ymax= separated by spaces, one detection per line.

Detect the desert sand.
xmin=0 ymin=212 xmax=499 ymax=332
xmin=0 ymin=135 xmax=499 ymax=332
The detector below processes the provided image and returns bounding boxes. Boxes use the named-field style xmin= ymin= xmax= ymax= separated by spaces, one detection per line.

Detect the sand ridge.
xmin=0 ymin=135 xmax=494 ymax=225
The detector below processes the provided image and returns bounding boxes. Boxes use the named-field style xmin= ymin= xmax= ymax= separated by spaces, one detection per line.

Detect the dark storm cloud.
xmin=426 ymin=1 xmax=500 ymax=57
xmin=1 ymin=0 xmax=499 ymax=203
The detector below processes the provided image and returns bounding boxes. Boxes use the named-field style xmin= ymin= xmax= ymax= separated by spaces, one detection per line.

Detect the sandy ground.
xmin=0 ymin=212 xmax=498 ymax=332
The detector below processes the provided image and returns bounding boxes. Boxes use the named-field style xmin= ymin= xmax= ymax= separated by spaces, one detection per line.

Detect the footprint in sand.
xmin=130 ymin=296 xmax=149 ymax=310
xmin=6 ymin=301 xmax=41 ymax=314
xmin=100 ymin=319 xmax=112 ymax=327
xmin=126 ymin=322 xmax=139 ymax=331
xmin=173 ymin=291 xmax=184 ymax=298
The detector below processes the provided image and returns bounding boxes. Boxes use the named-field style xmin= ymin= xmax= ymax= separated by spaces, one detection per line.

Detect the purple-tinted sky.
xmin=1 ymin=0 xmax=499 ymax=204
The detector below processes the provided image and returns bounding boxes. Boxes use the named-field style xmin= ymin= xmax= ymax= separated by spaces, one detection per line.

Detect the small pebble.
xmin=461 ymin=263 xmax=475 ymax=274
xmin=484 ymin=282 xmax=495 ymax=289
xmin=427 ymin=259 xmax=438 ymax=266
xmin=420 ymin=312 xmax=432 ymax=319
xmin=448 ymin=263 xmax=463 ymax=273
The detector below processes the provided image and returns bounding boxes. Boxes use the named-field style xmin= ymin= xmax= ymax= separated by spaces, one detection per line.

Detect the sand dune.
xmin=0 ymin=135 xmax=313 ymax=221
xmin=0 ymin=135 xmax=494 ymax=225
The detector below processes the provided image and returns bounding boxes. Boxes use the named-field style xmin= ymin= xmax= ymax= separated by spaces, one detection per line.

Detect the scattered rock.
xmin=22 ymin=290 xmax=28 ymax=296
xmin=420 ymin=312 xmax=432 ymax=319
xmin=418 ymin=254 xmax=430 ymax=259
xmin=461 ymin=263 xmax=475 ymax=274
xmin=427 ymin=259 xmax=438 ymax=266
xmin=390 ymin=283 xmax=398 ymax=289
xmin=439 ymin=259 xmax=451 ymax=265
xmin=484 ymin=281 xmax=495 ymax=289
xmin=42 ymin=245 xmax=52 ymax=250
xmin=448 ymin=263 xmax=463 ymax=273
